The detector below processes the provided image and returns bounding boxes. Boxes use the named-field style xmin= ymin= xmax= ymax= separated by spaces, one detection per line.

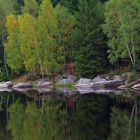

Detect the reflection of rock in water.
xmin=0 ymin=88 xmax=13 ymax=92
xmin=13 ymin=88 xmax=39 ymax=99
xmin=13 ymin=87 xmax=33 ymax=93
xmin=38 ymin=88 xmax=52 ymax=93
xmin=77 ymin=88 xmax=125 ymax=95
xmin=56 ymin=88 xmax=78 ymax=95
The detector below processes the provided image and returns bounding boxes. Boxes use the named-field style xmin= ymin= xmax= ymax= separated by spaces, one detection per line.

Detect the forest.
xmin=0 ymin=0 xmax=140 ymax=80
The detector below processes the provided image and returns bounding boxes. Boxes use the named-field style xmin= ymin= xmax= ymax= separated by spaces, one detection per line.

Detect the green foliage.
xmin=2 ymin=0 xmax=140 ymax=79
xmin=59 ymin=0 xmax=78 ymax=11
xmin=73 ymin=0 xmax=107 ymax=78
xmin=5 ymin=15 xmax=24 ymax=73
xmin=0 ymin=0 xmax=15 ymax=70
xmin=108 ymin=107 xmax=129 ymax=140
xmin=38 ymin=0 xmax=61 ymax=75
xmin=4 ymin=0 xmax=75 ymax=77
xmin=0 ymin=69 xmax=11 ymax=81
xmin=22 ymin=0 xmax=39 ymax=16
xmin=19 ymin=14 xmax=40 ymax=72
xmin=75 ymin=95 xmax=109 ymax=140
xmin=8 ymin=100 xmax=25 ymax=140
xmin=103 ymin=0 xmax=140 ymax=70
xmin=8 ymin=97 xmax=67 ymax=140
xmin=54 ymin=4 xmax=76 ymax=63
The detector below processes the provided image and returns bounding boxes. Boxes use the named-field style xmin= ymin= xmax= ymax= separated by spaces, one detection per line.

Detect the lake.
xmin=0 ymin=88 xmax=139 ymax=140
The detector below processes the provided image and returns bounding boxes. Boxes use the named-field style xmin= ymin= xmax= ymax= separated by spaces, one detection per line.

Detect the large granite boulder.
xmin=94 ymin=74 xmax=111 ymax=80
xmin=96 ymin=80 xmax=125 ymax=88
xmin=122 ymin=72 xmax=131 ymax=80
xmin=68 ymin=75 xmax=78 ymax=82
xmin=112 ymin=75 xmax=122 ymax=81
xmin=92 ymin=76 xmax=106 ymax=82
xmin=6 ymin=81 xmax=13 ymax=87
xmin=37 ymin=79 xmax=52 ymax=87
xmin=76 ymin=78 xmax=92 ymax=85
xmin=76 ymin=78 xmax=125 ymax=88
xmin=13 ymin=82 xmax=33 ymax=89
xmin=76 ymin=78 xmax=95 ymax=88
xmin=0 ymin=81 xmax=13 ymax=88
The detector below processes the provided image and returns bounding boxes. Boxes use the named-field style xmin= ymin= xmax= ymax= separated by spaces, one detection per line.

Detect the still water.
xmin=0 ymin=89 xmax=139 ymax=140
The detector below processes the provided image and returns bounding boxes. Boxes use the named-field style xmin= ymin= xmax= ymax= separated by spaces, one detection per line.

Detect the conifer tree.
xmin=73 ymin=0 xmax=106 ymax=78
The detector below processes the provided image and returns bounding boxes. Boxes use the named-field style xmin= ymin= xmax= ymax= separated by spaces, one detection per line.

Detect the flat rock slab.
xmin=95 ymin=80 xmax=125 ymax=88
xmin=13 ymin=82 xmax=33 ymax=89
xmin=38 ymin=81 xmax=52 ymax=88
xmin=0 ymin=81 xmax=13 ymax=88
xmin=76 ymin=78 xmax=92 ymax=85
xmin=76 ymin=80 xmax=125 ymax=88
xmin=132 ymin=84 xmax=140 ymax=90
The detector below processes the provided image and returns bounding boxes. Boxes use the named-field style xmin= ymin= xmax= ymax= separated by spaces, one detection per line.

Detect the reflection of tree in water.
xmin=75 ymin=95 xmax=110 ymax=140
xmin=0 ymin=93 xmax=14 ymax=140
xmin=108 ymin=100 xmax=140 ymax=140
xmin=7 ymin=94 xmax=110 ymax=140
xmin=4 ymin=93 xmax=140 ymax=140
xmin=8 ymin=97 xmax=67 ymax=140
xmin=108 ymin=107 xmax=129 ymax=140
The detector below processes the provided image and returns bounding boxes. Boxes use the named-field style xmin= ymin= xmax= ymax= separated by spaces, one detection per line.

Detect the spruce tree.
xmin=73 ymin=0 xmax=106 ymax=78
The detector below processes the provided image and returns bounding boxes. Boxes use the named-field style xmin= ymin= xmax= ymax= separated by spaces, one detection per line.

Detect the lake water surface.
xmin=0 ymin=89 xmax=139 ymax=140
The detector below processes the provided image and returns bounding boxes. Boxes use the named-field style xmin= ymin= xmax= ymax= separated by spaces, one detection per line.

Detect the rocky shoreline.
xmin=0 ymin=72 xmax=140 ymax=93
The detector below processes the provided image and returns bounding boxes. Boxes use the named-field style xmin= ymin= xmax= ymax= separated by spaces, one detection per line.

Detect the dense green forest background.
xmin=0 ymin=0 xmax=140 ymax=79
